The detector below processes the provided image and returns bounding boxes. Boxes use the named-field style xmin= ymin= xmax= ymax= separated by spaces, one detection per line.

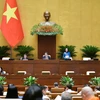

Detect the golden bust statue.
xmin=44 ymin=11 xmax=51 ymax=21
xmin=40 ymin=11 xmax=55 ymax=26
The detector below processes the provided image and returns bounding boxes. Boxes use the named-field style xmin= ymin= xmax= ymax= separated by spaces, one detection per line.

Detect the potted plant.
xmin=89 ymin=77 xmax=100 ymax=86
xmin=81 ymin=45 xmax=100 ymax=59
xmin=13 ymin=45 xmax=34 ymax=59
xmin=60 ymin=76 xmax=74 ymax=86
xmin=24 ymin=76 xmax=37 ymax=86
xmin=0 ymin=76 xmax=7 ymax=85
xmin=0 ymin=46 xmax=10 ymax=59
xmin=57 ymin=45 xmax=77 ymax=59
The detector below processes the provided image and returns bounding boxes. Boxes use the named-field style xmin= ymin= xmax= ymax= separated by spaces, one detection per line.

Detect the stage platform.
xmin=0 ymin=60 xmax=100 ymax=85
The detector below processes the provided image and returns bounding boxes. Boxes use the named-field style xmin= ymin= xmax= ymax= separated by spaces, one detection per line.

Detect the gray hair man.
xmin=81 ymin=86 xmax=99 ymax=100
xmin=61 ymin=92 xmax=72 ymax=100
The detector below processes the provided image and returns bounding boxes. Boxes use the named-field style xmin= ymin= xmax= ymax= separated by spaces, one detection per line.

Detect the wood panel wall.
xmin=1 ymin=60 xmax=100 ymax=85
xmin=38 ymin=35 xmax=56 ymax=59
xmin=0 ymin=60 xmax=100 ymax=75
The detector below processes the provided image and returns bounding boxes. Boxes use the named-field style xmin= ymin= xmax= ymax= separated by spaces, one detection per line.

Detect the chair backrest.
xmin=0 ymin=95 xmax=6 ymax=98
xmin=77 ymin=87 xmax=82 ymax=92
xmin=49 ymin=93 xmax=62 ymax=99
xmin=72 ymin=97 xmax=82 ymax=100
xmin=4 ymin=86 xmax=8 ymax=92
xmin=72 ymin=94 xmax=81 ymax=97
xmin=70 ymin=91 xmax=78 ymax=94
xmin=51 ymin=88 xmax=64 ymax=93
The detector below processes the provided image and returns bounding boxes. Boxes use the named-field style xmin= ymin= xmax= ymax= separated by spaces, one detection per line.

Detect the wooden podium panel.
xmin=0 ymin=60 xmax=34 ymax=75
xmin=0 ymin=60 xmax=100 ymax=85
xmin=38 ymin=35 xmax=56 ymax=59
xmin=4 ymin=74 xmax=100 ymax=85
xmin=12 ymin=61 xmax=33 ymax=75
xmin=0 ymin=60 xmax=13 ymax=74
xmin=59 ymin=60 xmax=100 ymax=75
xmin=33 ymin=60 xmax=59 ymax=74
xmin=0 ymin=60 xmax=100 ymax=75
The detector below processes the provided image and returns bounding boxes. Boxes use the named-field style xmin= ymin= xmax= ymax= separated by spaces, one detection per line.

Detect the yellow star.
xmin=3 ymin=3 xmax=18 ymax=23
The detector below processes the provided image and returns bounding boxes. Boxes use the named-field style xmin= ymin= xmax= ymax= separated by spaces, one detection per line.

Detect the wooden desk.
xmin=3 ymin=74 xmax=100 ymax=85
xmin=59 ymin=60 xmax=100 ymax=74
xmin=0 ymin=60 xmax=100 ymax=75
xmin=0 ymin=60 xmax=100 ymax=85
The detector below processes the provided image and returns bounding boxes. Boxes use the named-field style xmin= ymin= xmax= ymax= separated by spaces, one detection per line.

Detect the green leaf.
xmin=24 ymin=76 xmax=37 ymax=86
xmin=0 ymin=76 xmax=7 ymax=85
xmin=13 ymin=45 xmax=34 ymax=58
xmin=60 ymin=76 xmax=74 ymax=86
xmin=81 ymin=45 xmax=100 ymax=59
xmin=0 ymin=46 xmax=10 ymax=59
xmin=89 ymin=77 xmax=100 ymax=86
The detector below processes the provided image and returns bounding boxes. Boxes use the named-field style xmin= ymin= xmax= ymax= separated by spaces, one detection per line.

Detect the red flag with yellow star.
xmin=1 ymin=0 xmax=24 ymax=47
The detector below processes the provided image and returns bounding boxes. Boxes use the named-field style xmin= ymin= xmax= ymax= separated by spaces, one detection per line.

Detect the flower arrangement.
xmin=31 ymin=23 xmax=63 ymax=36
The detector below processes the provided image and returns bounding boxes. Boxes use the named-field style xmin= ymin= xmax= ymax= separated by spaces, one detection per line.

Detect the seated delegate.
xmin=63 ymin=48 xmax=71 ymax=60
xmin=20 ymin=54 xmax=28 ymax=60
xmin=42 ymin=52 xmax=51 ymax=60
xmin=0 ymin=67 xmax=7 ymax=75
